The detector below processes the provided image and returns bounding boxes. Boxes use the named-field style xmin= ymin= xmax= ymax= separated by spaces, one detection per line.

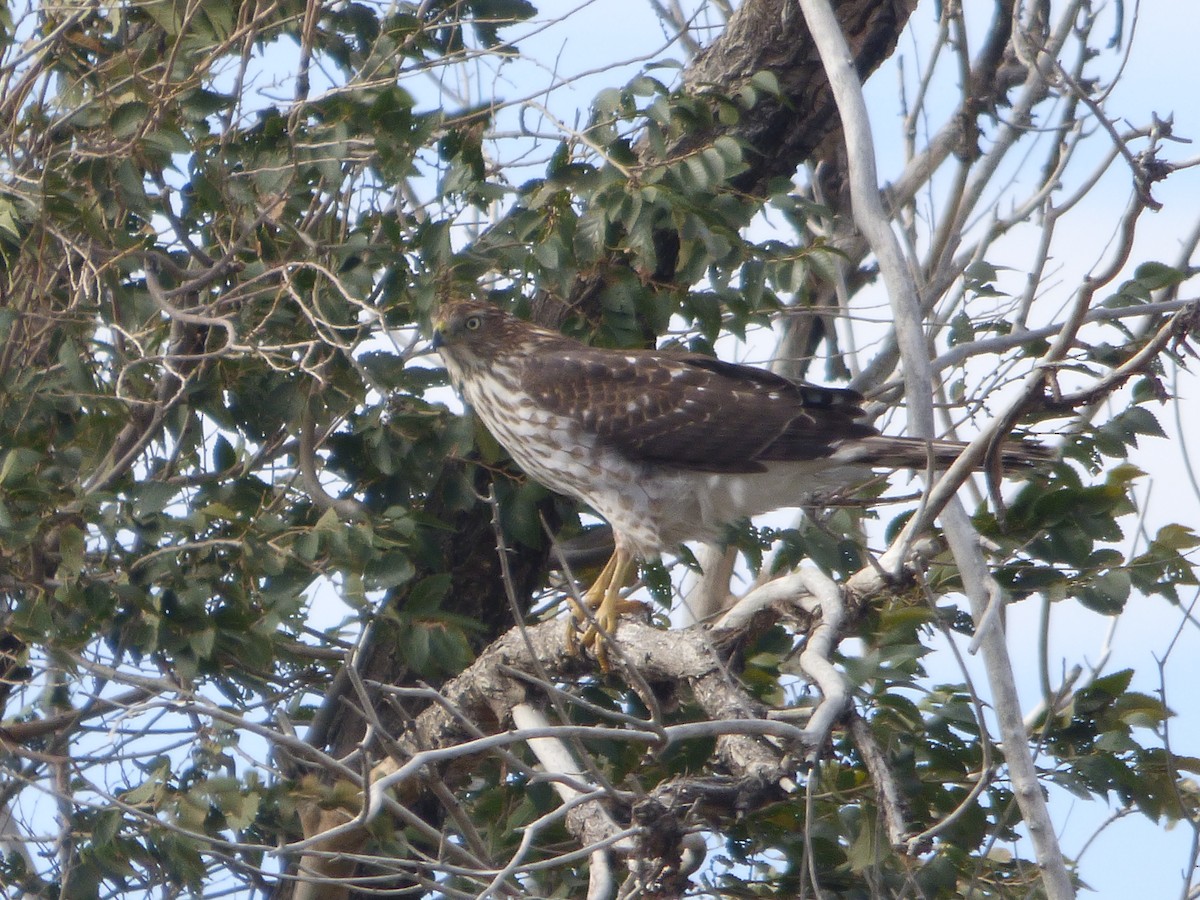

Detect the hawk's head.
xmin=433 ymin=299 xmax=500 ymax=344
xmin=432 ymin=299 xmax=565 ymax=379
xmin=431 ymin=299 xmax=513 ymax=374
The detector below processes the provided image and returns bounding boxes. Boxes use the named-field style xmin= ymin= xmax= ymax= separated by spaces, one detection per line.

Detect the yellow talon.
xmin=566 ymin=549 xmax=639 ymax=670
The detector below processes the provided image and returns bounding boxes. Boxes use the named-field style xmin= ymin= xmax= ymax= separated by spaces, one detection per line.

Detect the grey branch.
xmin=798 ymin=0 xmax=1076 ymax=896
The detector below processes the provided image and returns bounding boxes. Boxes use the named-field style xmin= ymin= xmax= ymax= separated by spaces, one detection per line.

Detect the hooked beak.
xmin=430 ymin=313 xmax=448 ymax=350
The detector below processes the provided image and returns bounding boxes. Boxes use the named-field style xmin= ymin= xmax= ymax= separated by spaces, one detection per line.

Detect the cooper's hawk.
xmin=432 ymin=299 xmax=1047 ymax=664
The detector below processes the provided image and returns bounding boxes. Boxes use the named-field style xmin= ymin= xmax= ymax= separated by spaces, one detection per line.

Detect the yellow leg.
xmin=584 ymin=550 xmax=635 ymax=646
xmin=564 ymin=552 xmax=619 ymax=653
xmin=565 ymin=549 xmax=641 ymax=670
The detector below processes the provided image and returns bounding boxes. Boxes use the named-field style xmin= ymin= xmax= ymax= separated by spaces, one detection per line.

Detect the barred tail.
xmin=848 ymin=435 xmax=1054 ymax=474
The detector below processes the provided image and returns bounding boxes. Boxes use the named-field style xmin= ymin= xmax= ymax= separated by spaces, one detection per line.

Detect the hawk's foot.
xmin=577 ymin=596 xmax=646 ymax=669
xmin=565 ymin=550 xmax=638 ymax=671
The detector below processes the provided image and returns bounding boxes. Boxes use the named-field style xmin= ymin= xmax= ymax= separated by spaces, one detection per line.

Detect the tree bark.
xmin=677 ymin=0 xmax=917 ymax=196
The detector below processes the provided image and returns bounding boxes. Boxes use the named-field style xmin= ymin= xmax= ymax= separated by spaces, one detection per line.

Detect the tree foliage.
xmin=0 ymin=1 xmax=1197 ymax=898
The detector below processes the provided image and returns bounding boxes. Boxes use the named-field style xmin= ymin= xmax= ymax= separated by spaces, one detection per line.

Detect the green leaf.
xmin=181 ymin=88 xmax=235 ymax=121
xmin=405 ymin=574 xmax=451 ymax=615
xmin=213 ymin=435 xmax=236 ymax=471
xmin=1120 ymin=406 xmax=1166 ymax=437
xmin=58 ymin=335 xmax=94 ymax=394
xmin=1152 ymin=524 xmax=1199 ymax=550
xmin=1133 ymin=260 xmax=1187 ymax=290
xmin=1115 ymin=691 xmax=1169 ymax=729
xmin=947 ymin=311 xmax=974 ymax=346
xmin=1077 ymin=568 xmax=1131 ymax=614
xmin=0 ymin=197 xmax=21 ymax=239
xmin=964 ymin=260 xmax=998 ymax=282
xmin=400 ymin=621 xmax=431 ymax=671
xmin=846 ymin=813 xmax=884 ymax=871
xmin=749 ymin=70 xmax=781 ymax=97
xmin=92 ymin=809 xmax=122 ymax=848
xmin=58 ymin=524 xmax=85 ymax=576
xmin=122 ymin=768 xmax=166 ymax=807
xmin=1088 ymin=668 xmax=1134 ymax=699
xmin=132 ymin=481 xmax=177 ymax=519
xmin=0 ymin=448 xmax=40 ymax=485
xmin=110 ymin=101 xmax=149 ymax=139
xmin=365 ymin=552 xmax=416 ymax=591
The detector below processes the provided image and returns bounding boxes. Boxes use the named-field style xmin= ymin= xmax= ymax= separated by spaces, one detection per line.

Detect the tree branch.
xmin=291 ymin=616 xmax=801 ymax=896
xmin=798 ymin=2 xmax=1076 ymax=896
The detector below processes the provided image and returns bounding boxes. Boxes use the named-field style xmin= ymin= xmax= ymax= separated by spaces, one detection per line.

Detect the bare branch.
xmin=799 ymin=1 xmax=1075 ymax=895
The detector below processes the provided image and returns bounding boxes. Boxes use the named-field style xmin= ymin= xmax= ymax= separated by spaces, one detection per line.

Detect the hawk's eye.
xmin=465 ymin=315 xmax=482 ymax=331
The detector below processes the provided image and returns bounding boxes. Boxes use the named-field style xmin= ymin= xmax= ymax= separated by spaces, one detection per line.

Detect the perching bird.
xmin=432 ymin=299 xmax=1048 ymax=665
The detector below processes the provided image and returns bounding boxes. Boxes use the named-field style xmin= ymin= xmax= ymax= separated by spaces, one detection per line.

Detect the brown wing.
xmin=519 ymin=345 xmax=878 ymax=473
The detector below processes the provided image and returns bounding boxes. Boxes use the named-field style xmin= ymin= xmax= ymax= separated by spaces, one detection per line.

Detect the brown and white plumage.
xmin=431 ymin=299 xmax=1047 ymax=662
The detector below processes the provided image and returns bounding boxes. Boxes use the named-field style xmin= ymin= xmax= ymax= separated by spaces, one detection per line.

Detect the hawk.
xmin=432 ymin=299 xmax=1047 ymax=664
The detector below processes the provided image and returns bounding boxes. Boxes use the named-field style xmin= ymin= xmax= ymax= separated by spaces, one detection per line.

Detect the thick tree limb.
xmin=675 ymin=0 xmax=917 ymax=196
xmin=292 ymin=617 xmax=801 ymax=898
